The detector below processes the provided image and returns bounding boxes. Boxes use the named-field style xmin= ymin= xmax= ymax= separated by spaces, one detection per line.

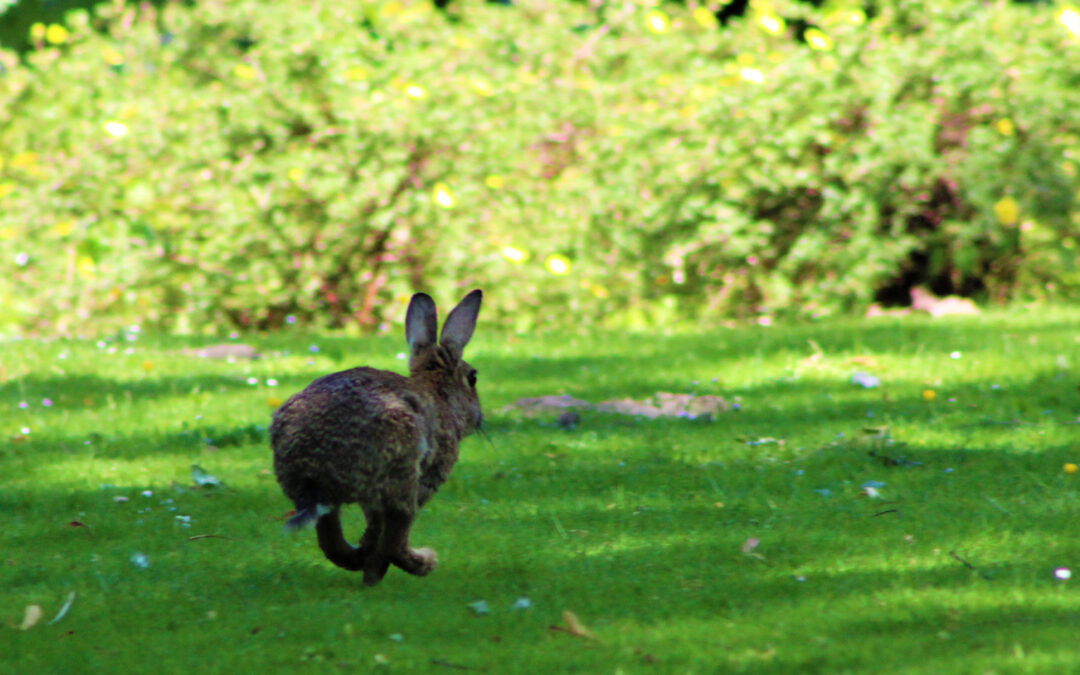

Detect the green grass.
xmin=4 ymin=309 xmax=1080 ymax=673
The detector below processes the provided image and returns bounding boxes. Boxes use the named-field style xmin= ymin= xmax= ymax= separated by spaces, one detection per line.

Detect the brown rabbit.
xmin=271 ymin=290 xmax=482 ymax=585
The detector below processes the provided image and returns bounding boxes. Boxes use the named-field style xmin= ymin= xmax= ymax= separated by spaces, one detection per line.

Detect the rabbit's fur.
xmin=271 ymin=290 xmax=482 ymax=585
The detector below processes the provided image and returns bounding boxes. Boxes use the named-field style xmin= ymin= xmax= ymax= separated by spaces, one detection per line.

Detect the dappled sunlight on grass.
xmin=5 ymin=309 xmax=1080 ymax=671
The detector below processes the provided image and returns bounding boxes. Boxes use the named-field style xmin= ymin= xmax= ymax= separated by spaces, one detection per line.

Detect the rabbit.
xmin=271 ymin=290 xmax=483 ymax=585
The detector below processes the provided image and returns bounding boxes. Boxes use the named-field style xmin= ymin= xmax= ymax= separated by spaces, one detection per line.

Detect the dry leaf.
xmin=20 ymin=605 xmax=43 ymax=630
xmin=180 ymin=344 xmax=261 ymax=360
xmin=551 ymin=610 xmax=595 ymax=640
xmin=49 ymin=592 xmax=76 ymax=625
xmin=191 ymin=464 xmax=221 ymax=487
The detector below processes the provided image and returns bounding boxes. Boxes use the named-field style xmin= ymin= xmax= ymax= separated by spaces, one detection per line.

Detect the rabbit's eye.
xmin=467 ymin=370 xmax=477 ymax=388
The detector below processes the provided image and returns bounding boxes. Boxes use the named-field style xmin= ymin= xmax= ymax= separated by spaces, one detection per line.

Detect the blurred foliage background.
xmin=0 ymin=0 xmax=1078 ymax=336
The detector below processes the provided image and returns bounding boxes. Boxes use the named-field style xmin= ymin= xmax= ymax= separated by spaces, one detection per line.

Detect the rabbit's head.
xmin=405 ymin=290 xmax=483 ymax=432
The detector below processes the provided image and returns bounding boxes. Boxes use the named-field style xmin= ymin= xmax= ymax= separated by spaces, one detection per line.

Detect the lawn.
xmin=3 ymin=308 xmax=1080 ymax=673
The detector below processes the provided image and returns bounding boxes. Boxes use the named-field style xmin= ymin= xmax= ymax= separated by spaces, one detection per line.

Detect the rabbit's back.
xmin=271 ymin=367 xmax=428 ymax=508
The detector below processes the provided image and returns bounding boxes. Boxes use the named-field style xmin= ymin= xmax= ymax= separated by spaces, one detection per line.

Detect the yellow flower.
xmin=739 ymin=68 xmax=765 ymax=84
xmin=656 ymin=73 xmax=672 ymax=87
xmin=843 ymin=9 xmax=866 ymax=25
xmin=287 ymin=167 xmax=304 ymax=182
xmin=11 ymin=152 xmax=37 ymax=168
xmin=1058 ymin=7 xmax=1080 ymax=39
xmin=380 ymin=1 xmax=404 ymax=18
xmin=993 ymin=196 xmax=1020 ymax=226
xmin=500 ymin=245 xmax=527 ymax=263
xmin=589 ymin=283 xmax=610 ymax=299
xmin=995 ymin=118 xmax=1015 ymax=136
xmin=1065 ymin=463 xmax=1078 ymax=474
xmin=102 ymin=47 xmax=124 ymax=66
xmin=103 ymin=121 xmax=129 ymax=138
xmin=344 ymin=66 xmax=369 ymax=81
xmin=45 ymin=24 xmax=69 ymax=45
xmin=267 ymin=396 xmax=283 ymax=408
xmin=233 ymin=63 xmax=258 ymax=80
xmin=404 ymin=84 xmax=426 ymax=100
xmin=545 ymin=254 xmax=571 ymax=275
xmin=922 ymin=389 xmax=936 ymax=401
xmin=30 ymin=23 xmax=45 ymax=41
xmin=693 ymin=7 xmax=718 ymax=29
xmin=142 ymin=361 xmax=154 ymax=372
xmin=471 ymin=79 xmax=494 ymax=97
xmin=54 ymin=220 xmax=75 ymax=237
xmin=645 ymin=10 xmax=670 ymax=34
xmin=804 ymin=28 xmax=833 ymax=51
xmin=0 ymin=226 xmax=15 ymax=239
xmin=757 ymin=13 xmax=786 ymax=35
xmin=432 ymin=182 xmax=455 ymax=208
xmin=485 ymin=174 xmax=505 ymax=189
xmin=76 ymin=255 xmax=96 ymax=279
xmin=451 ymin=36 xmax=474 ymax=49
xmin=0 ymin=184 xmax=13 ymax=200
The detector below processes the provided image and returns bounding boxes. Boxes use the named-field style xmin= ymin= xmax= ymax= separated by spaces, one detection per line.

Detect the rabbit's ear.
xmin=440 ymin=289 xmax=483 ymax=361
xmin=406 ymin=293 xmax=438 ymax=353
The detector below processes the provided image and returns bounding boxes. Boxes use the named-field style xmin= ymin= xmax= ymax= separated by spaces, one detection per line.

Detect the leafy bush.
xmin=0 ymin=0 xmax=1078 ymax=335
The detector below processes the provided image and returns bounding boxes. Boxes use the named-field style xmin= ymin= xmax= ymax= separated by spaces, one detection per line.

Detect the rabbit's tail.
xmin=285 ymin=503 xmax=332 ymax=531
xmin=284 ymin=483 xmax=333 ymax=532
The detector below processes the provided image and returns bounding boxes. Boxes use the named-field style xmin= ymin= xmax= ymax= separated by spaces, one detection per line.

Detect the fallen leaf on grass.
xmin=745 ymin=437 xmax=783 ymax=447
xmin=741 ymin=537 xmax=769 ymax=564
xmin=503 ymin=395 xmax=591 ymax=416
xmin=910 ymin=287 xmax=979 ymax=317
xmin=65 ymin=520 xmax=91 ymax=531
xmin=179 ymin=344 xmax=261 ymax=360
xmin=505 ymin=392 xmax=727 ymax=421
xmin=191 ymin=464 xmax=221 ymax=487
xmin=467 ymin=600 xmax=490 ymax=615
xmin=550 ymin=610 xmax=596 ymax=640
xmin=850 ymin=371 xmax=881 ymax=388
xmin=20 ymin=605 xmax=43 ymax=630
xmin=187 ymin=534 xmax=233 ymax=541
xmin=49 ymin=592 xmax=76 ymax=625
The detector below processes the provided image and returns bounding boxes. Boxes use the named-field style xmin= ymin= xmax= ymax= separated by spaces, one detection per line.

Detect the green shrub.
xmin=0 ymin=0 xmax=1078 ymax=335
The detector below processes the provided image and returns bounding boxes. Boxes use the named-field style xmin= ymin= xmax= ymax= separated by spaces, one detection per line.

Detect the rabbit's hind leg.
xmin=381 ymin=505 xmax=438 ymax=578
xmin=315 ymin=507 xmax=364 ymax=571
xmin=359 ymin=506 xmax=391 ymax=586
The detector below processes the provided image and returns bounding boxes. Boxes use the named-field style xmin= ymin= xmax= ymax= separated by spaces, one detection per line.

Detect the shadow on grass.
xmin=6 ymin=315 xmax=1080 ymax=670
